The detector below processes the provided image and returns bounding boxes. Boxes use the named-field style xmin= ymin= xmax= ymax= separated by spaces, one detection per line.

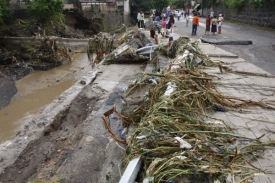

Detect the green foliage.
xmin=223 ymin=0 xmax=275 ymax=10
xmin=152 ymin=0 xmax=169 ymax=10
xmin=0 ymin=0 xmax=11 ymax=24
xmin=21 ymin=44 xmax=36 ymax=53
xmin=248 ymin=0 xmax=275 ymax=7
xmin=223 ymin=0 xmax=245 ymax=11
xmin=130 ymin=0 xmax=153 ymax=12
xmin=23 ymin=0 xmax=64 ymax=23
xmin=171 ymin=0 xmax=185 ymax=8
xmin=203 ymin=0 xmax=220 ymax=9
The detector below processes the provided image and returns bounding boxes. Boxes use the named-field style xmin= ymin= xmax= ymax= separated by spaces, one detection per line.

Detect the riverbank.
xmin=0 ymin=46 xmax=93 ymax=143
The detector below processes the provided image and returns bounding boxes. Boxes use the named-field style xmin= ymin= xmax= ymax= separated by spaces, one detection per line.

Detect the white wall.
xmin=124 ymin=0 xmax=130 ymax=13
xmin=123 ymin=0 xmax=131 ymax=26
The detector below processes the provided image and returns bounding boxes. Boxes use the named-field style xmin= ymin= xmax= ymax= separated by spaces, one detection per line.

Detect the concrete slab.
xmin=201 ymin=44 xmax=275 ymax=182
xmin=231 ymin=62 xmax=273 ymax=75
xmin=119 ymin=156 xmax=142 ymax=183
xmin=211 ymin=57 xmax=247 ymax=64
xmin=201 ymin=37 xmax=253 ymax=45
xmin=198 ymin=43 xmax=238 ymax=58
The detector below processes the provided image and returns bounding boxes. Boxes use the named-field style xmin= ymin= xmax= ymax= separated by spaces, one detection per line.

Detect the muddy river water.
xmin=0 ymin=51 xmax=92 ymax=143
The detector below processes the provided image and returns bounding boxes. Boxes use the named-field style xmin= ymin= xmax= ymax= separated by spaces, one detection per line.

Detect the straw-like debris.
xmin=103 ymin=30 xmax=151 ymax=64
xmin=116 ymin=37 xmax=275 ymax=183
xmin=87 ymin=33 xmax=114 ymax=67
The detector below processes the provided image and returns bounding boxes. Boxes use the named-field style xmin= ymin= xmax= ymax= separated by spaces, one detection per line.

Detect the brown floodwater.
xmin=0 ymin=52 xmax=91 ymax=143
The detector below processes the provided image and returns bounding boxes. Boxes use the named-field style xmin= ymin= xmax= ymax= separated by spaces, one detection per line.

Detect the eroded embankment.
xmin=0 ymin=62 xmax=146 ymax=183
xmin=0 ymin=68 xmax=98 ymax=179
xmin=0 ymin=28 xmax=153 ymax=182
xmin=0 ymin=83 xmax=107 ymax=182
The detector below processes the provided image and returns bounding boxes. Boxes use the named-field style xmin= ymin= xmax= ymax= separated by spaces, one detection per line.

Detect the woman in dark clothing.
xmin=155 ymin=10 xmax=161 ymax=21
xmin=167 ymin=15 xmax=175 ymax=46
xmin=205 ymin=15 xmax=210 ymax=35
xmin=211 ymin=16 xmax=218 ymax=35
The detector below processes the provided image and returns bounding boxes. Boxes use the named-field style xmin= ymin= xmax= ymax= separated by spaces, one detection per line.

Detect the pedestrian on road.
xmin=177 ymin=10 xmax=181 ymax=21
xmin=205 ymin=15 xmax=211 ymax=35
xmin=137 ymin=11 xmax=141 ymax=28
xmin=155 ymin=10 xmax=161 ymax=21
xmin=160 ymin=16 xmax=167 ymax=38
xmin=167 ymin=14 xmax=175 ymax=46
xmin=140 ymin=11 xmax=145 ymax=28
xmin=164 ymin=9 xmax=169 ymax=29
xmin=211 ymin=16 xmax=218 ymax=35
xmin=191 ymin=13 xmax=199 ymax=36
xmin=218 ymin=14 xmax=224 ymax=34
xmin=210 ymin=11 xmax=214 ymax=19
xmin=186 ymin=13 xmax=190 ymax=27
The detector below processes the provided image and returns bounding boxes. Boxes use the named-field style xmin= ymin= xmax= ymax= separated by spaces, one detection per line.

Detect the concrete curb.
xmin=201 ymin=38 xmax=253 ymax=45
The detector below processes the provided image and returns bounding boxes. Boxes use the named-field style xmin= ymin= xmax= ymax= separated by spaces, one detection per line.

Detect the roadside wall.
xmin=2 ymin=37 xmax=89 ymax=48
xmin=208 ymin=2 xmax=275 ymax=29
xmin=103 ymin=13 xmax=123 ymax=29
xmin=83 ymin=12 xmax=123 ymax=30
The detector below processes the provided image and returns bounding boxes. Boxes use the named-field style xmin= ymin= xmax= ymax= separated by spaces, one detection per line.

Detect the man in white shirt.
xmin=137 ymin=11 xmax=141 ymax=28
xmin=218 ymin=14 xmax=224 ymax=34
xmin=210 ymin=11 xmax=214 ymax=19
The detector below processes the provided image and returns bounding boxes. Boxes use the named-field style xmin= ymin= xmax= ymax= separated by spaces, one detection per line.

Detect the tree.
xmin=171 ymin=0 xmax=186 ymax=9
xmin=23 ymin=0 xmax=64 ymax=23
xmin=152 ymin=0 xmax=170 ymax=11
xmin=0 ymin=0 xmax=11 ymax=24
xmin=130 ymin=0 xmax=153 ymax=13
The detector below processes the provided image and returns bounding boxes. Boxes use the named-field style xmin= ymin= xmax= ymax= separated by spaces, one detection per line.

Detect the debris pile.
xmin=103 ymin=36 xmax=275 ymax=182
xmin=0 ymin=36 xmax=71 ymax=79
xmin=87 ymin=30 xmax=160 ymax=67
xmin=28 ymin=36 xmax=71 ymax=70
xmin=87 ymin=33 xmax=114 ymax=67
xmin=101 ymin=30 xmax=152 ymax=65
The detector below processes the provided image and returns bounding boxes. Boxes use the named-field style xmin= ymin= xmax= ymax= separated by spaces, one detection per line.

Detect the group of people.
xmin=137 ymin=9 xmax=224 ymax=47
xmin=150 ymin=8 xmax=175 ymax=46
xmin=205 ymin=13 xmax=224 ymax=35
xmin=137 ymin=11 xmax=145 ymax=29
xmin=190 ymin=12 xmax=224 ymax=36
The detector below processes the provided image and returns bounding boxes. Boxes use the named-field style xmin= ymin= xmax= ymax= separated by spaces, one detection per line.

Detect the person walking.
xmin=218 ymin=14 xmax=224 ymax=34
xmin=205 ymin=15 xmax=211 ymax=35
xmin=160 ymin=16 xmax=167 ymax=38
xmin=211 ymin=16 xmax=218 ymax=35
xmin=155 ymin=10 xmax=161 ymax=21
xmin=177 ymin=10 xmax=181 ymax=21
xmin=167 ymin=14 xmax=175 ymax=46
xmin=140 ymin=11 xmax=145 ymax=28
xmin=137 ymin=11 xmax=141 ymax=28
xmin=210 ymin=10 xmax=214 ymax=20
xmin=186 ymin=13 xmax=190 ymax=27
xmin=191 ymin=13 xmax=199 ymax=36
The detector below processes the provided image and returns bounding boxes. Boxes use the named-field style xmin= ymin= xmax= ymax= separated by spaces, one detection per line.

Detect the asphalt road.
xmin=173 ymin=16 xmax=275 ymax=75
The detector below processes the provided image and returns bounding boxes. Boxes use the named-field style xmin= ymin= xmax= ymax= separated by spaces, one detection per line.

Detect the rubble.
xmin=101 ymin=32 xmax=275 ymax=183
